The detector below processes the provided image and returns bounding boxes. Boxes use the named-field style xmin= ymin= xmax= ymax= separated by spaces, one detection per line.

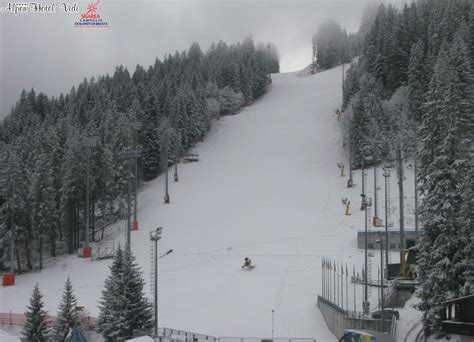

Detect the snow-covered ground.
xmin=0 ymin=329 xmax=21 ymax=342
xmin=0 ymin=66 xmax=422 ymax=340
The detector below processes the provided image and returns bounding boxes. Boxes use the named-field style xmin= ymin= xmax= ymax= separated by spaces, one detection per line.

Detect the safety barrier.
xmin=317 ymin=296 xmax=394 ymax=339
xmin=219 ymin=338 xmax=316 ymax=342
xmin=158 ymin=327 xmax=217 ymax=342
xmin=156 ymin=328 xmax=316 ymax=342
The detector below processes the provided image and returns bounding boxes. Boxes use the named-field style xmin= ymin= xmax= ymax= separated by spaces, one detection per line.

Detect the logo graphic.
xmin=75 ymin=0 xmax=108 ymax=27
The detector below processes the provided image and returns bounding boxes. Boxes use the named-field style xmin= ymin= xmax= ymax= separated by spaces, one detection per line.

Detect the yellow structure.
xmin=345 ymin=201 xmax=351 ymax=215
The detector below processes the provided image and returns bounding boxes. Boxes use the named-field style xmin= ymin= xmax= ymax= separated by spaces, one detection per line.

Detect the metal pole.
xmin=373 ymin=156 xmax=378 ymax=220
xmin=342 ymin=63 xmax=345 ymax=107
xmin=414 ymin=139 xmax=419 ymax=242
xmin=174 ymin=135 xmax=179 ymax=182
xmin=362 ymin=160 xmax=365 ymax=196
xmin=85 ymin=152 xmax=90 ymax=248
xmin=397 ymin=147 xmax=405 ymax=261
xmin=333 ymin=261 xmax=336 ymax=304
xmin=322 ymin=260 xmax=325 ymax=299
xmin=164 ymin=139 xmax=170 ymax=204
xmin=361 ymin=159 xmax=366 ymax=210
xmin=348 ymin=136 xmax=353 ymax=187
xmin=346 ymin=265 xmax=349 ymax=312
xmin=353 ymin=267 xmax=356 ymax=312
xmin=326 ymin=260 xmax=331 ymax=301
xmin=272 ymin=309 xmax=275 ymax=339
xmin=127 ymin=161 xmax=132 ymax=247
xmin=337 ymin=262 xmax=339 ymax=306
xmin=383 ymin=168 xmax=390 ymax=275
xmin=341 ymin=263 xmax=344 ymax=310
xmin=154 ymin=237 xmax=158 ymax=337
xmin=364 ymin=193 xmax=369 ymax=311
xmin=9 ymin=182 xmax=15 ymax=274
xmin=379 ymin=233 xmax=385 ymax=332
xmin=134 ymin=156 xmax=138 ymax=228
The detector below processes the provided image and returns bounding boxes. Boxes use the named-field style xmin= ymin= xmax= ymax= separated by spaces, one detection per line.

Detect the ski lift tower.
xmin=120 ymin=148 xmax=142 ymax=247
xmin=150 ymin=227 xmax=162 ymax=338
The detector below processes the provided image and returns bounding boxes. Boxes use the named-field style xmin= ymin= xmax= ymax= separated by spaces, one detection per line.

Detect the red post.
xmin=133 ymin=220 xmax=139 ymax=231
xmin=2 ymin=273 xmax=15 ymax=286
xmin=83 ymin=247 xmax=92 ymax=258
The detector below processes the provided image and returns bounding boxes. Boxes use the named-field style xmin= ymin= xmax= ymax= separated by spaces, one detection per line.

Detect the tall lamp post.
xmin=163 ymin=138 xmax=170 ymax=204
xmin=383 ymin=167 xmax=390 ymax=275
xmin=362 ymin=155 xmax=373 ymax=315
xmin=150 ymin=227 xmax=162 ymax=338
xmin=174 ymin=134 xmax=180 ymax=182
xmin=376 ymin=232 xmax=385 ymax=332
xmin=363 ymin=195 xmax=372 ymax=314
xmin=347 ymin=119 xmax=353 ymax=188
xmin=84 ymin=138 xmax=95 ymax=257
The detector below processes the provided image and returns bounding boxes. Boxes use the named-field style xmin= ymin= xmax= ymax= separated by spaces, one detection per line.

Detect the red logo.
xmin=75 ymin=0 xmax=108 ymax=28
xmin=82 ymin=0 xmax=100 ymax=19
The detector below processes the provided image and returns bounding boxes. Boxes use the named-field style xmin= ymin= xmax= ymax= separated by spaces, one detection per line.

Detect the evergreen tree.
xmin=52 ymin=277 xmax=78 ymax=341
xmin=97 ymin=245 xmax=124 ymax=339
xmin=417 ymin=39 xmax=472 ymax=336
xmin=408 ymin=40 xmax=427 ymax=122
xmin=22 ymin=284 xmax=49 ymax=342
xmin=97 ymin=246 xmax=153 ymax=340
xmin=120 ymin=247 xmax=153 ymax=338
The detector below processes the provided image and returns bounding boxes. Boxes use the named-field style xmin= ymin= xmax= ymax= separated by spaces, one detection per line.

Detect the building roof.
xmin=442 ymin=295 xmax=474 ymax=305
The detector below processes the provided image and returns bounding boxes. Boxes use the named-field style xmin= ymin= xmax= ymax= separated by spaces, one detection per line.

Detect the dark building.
xmin=440 ymin=295 xmax=474 ymax=340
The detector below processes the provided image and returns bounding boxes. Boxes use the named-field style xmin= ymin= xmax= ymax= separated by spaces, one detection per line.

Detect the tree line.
xmin=0 ymin=37 xmax=280 ymax=272
xmin=341 ymin=0 xmax=473 ymax=336
xmin=312 ymin=4 xmax=379 ymax=72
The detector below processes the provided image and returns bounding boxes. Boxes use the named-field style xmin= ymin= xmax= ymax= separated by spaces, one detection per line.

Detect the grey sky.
xmin=0 ymin=0 xmax=383 ymax=119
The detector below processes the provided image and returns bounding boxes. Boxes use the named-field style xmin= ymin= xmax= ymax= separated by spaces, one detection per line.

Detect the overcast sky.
xmin=0 ymin=0 xmax=389 ymax=119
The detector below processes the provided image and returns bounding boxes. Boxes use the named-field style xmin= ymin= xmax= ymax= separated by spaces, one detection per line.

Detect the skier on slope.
xmin=242 ymin=257 xmax=252 ymax=269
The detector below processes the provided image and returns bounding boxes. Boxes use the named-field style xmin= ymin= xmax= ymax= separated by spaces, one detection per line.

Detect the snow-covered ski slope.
xmin=1 ymin=66 xmax=417 ymax=341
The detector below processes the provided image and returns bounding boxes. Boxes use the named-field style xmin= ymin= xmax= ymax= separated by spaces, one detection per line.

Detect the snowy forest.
xmin=338 ymin=0 xmax=473 ymax=337
xmin=0 ymin=37 xmax=280 ymax=271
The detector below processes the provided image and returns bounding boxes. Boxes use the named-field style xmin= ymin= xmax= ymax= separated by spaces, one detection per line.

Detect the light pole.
xmin=364 ymin=193 xmax=373 ymax=314
xmin=272 ymin=309 xmax=275 ymax=339
xmin=383 ymin=167 xmax=390 ymax=275
xmin=373 ymin=153 xmax=378 ymax=225
xmin=174 ymin=134 xmax=180 ymax=182
xmin=134 ymin=155 xmax=139 ymax=230
xmin=9 ymin=182 xmax=15 ymax=275
xmin=84 ymin=138 xmax=95 ymax=254
xmin=396 ymin=147 xmax=405 ymax=262
xmin=347 ymin=119 xmax=353 ymax=188
xmin=376 ymin=232 xmax=385 ymax=332
xmin=414 ymin=139 xmax=419 ymax=242
xmin=150 ymin=227 xmax=162 ymax=338
xmin=364 ymin=194 xmax=369 ymax=310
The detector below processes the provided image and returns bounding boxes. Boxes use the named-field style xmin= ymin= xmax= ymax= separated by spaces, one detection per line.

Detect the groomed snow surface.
xmin=0 ymin=66 xmax=421 ymax=341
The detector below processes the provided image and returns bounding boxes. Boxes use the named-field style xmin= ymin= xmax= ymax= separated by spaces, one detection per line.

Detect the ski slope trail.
xmin=1 ymin=67 xmax=375 ymax=341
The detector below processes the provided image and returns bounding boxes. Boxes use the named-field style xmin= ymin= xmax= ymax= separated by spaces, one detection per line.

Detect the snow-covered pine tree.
xmin=97 ymin=246 xmax=153 ymax=340
xmin=417 ymin=37 xmax=472 ymax=336
xmin=22 ymin=284 xmax=49 ymax=342
xmin=342 ymin=62 xmax=360 ymax=111
xmin=52 ymin=277 xmax=78 ymax=341
xmin=120 ymin=247 xmax=154 ymax=338
xmin=408 ymin=40 xmax=427 ymax=122
xmin=97 ymin=245 xmax=125 ymax=339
